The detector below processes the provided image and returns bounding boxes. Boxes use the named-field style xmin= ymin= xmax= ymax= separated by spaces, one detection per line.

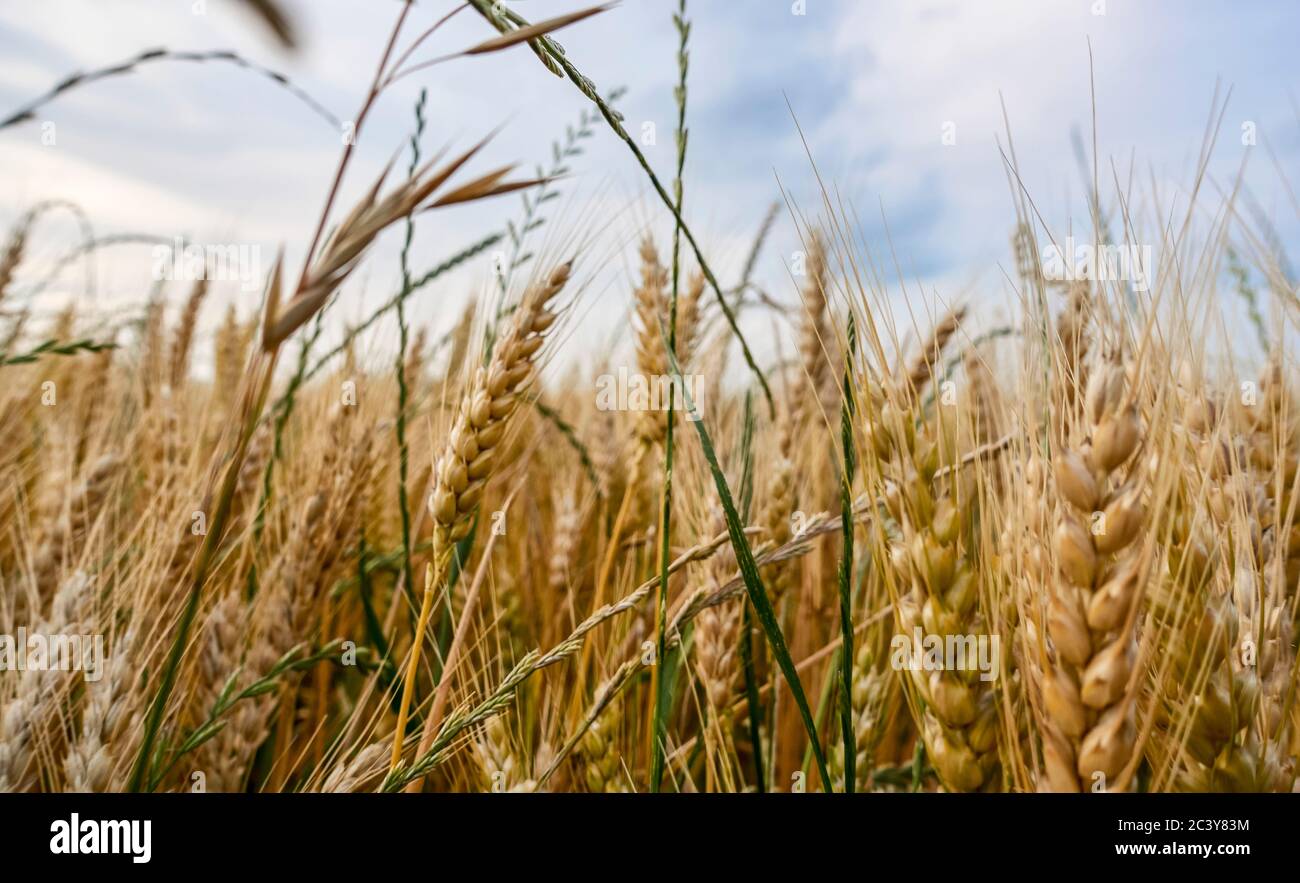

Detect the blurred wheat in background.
xmin=0 ymin=0 xmax=1297 ymax=794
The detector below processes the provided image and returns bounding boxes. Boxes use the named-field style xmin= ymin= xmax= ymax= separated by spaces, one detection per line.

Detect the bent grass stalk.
xmin=466 ymin=0 xmax=776 ymax=418
xmin=662 ymin=343 xmax=833 ymax=791
xmin=649 ymin=0 xmax=691 ymax=794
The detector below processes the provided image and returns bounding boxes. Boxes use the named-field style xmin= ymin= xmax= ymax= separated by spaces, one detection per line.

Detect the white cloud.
xmin=0 ymin=0 xmax=1295 ymax=370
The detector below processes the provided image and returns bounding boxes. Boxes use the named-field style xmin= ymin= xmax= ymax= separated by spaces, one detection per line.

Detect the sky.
xmin=1 ymin=0 xmax=1297 ymax=373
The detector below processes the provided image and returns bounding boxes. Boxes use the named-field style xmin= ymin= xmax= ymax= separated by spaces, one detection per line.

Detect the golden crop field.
xmin=1 ymin=0 xmax=1297 ymax=799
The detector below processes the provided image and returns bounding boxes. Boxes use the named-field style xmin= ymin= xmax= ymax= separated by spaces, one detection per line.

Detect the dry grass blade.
xmin=240 ymin=0 xmax=297 ymax=49
xmin=266 ymin=145 xmax=542 ymax=349
xmin=463 ymin=5 xmax=614 ymax=55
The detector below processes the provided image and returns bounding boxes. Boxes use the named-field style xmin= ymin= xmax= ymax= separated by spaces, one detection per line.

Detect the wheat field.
xmin=0 ymin=0 xmax=1297 ymax=796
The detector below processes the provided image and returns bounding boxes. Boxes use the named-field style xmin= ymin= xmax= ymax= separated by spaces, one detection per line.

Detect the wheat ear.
xmin=169 ymin=278 xmax=209 ymax=388
xmin=694 ymin=510 xmax=742 ymax=714
xmin=0 ymin=572 xmax=91 ymax=791
xmin=65 ymin=627 xmax=141 ymax=792
xmin=390 ymin=262 xmax=570 ymax=773
xmin=0 ymin=217 xmax=28 ymax=306
xmin=889 ymin=415 xmax=1001 ymax=792
xmin=213 ymin=304 xmax=254 ymax=418
xmin=1040 ymin=351 xmax=1146 ymax=792
xmin=579 ymin=679 xmax=628 ymax=792
xmin=32 ymin=452 xmax=122 ymax=599
xmin=903 ymin=306 xmax=966 ymax=395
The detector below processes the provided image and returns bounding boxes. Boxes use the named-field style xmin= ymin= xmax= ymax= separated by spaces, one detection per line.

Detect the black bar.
xmin=2 ymin=793 xmax=1280 ymax=870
